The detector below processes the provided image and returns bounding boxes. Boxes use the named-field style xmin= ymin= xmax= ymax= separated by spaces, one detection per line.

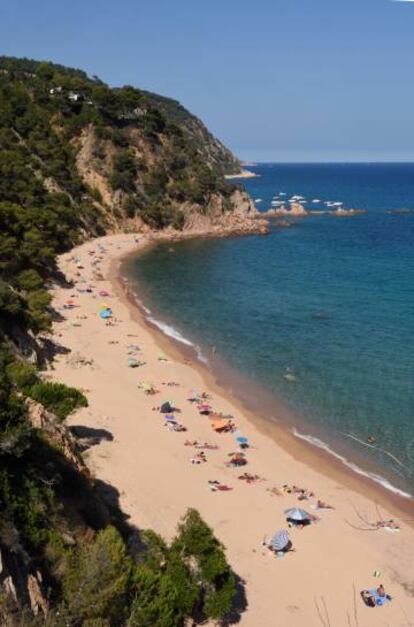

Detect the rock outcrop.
xmin=181 ymin=189 xmax=268 ymax=236
xmin=25 ymin=398 xmax=88 ymax=477
xmin=264 ymin=202 xmax=308 ymax=217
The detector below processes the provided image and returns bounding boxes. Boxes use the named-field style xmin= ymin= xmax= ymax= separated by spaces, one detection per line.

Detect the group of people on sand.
xmin=62 ymin=245 xmax=395 ymax=613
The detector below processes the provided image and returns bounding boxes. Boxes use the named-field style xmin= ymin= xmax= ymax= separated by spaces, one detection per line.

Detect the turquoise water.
xmin=124 ymin=164 xmax=414 ymax=497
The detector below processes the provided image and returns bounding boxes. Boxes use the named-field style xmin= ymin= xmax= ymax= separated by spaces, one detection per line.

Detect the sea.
xmin=123 ymin=163 xmax=414 ymax=499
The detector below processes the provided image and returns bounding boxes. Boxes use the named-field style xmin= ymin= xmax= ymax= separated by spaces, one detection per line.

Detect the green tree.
xmin=173 ymin=509 xmax=237 ymax=621
xmin=62 ymin=526 xmax=131 ymax=624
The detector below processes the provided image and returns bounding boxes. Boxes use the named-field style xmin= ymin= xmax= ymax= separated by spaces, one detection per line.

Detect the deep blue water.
xmin=124 ymin=164 xmax=414 ymax=497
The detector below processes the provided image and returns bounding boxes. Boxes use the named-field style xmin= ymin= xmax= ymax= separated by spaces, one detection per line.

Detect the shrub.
xmin=6 ymin=360 xmax=37 ymax=389
xmin=173 ymin=508 xmax=236 ymax=621
xmin=62 ymin=526 xmax=132 ymax=624
xmin=28 ymin=380 xmax=88 ymax=420
xmin=110 ymin=150 xmax=137 ymax=192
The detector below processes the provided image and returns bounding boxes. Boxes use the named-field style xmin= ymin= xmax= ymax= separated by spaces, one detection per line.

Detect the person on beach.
xmin=317 ymin=500 xmax=335 ymax=510
xmin=361 ymin=584 xmax=392 ymax=607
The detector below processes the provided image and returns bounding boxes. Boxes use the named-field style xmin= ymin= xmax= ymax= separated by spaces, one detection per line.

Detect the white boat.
xmin=254 ymin=198 xmax=263 ymax=203
xmin=312 ymin=199 xmax=321 ymax=203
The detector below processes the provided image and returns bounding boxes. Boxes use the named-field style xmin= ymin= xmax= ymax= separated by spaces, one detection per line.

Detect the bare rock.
xmin=27 ymin=573 xmax=48 ymax=617
xmin=25 ymin=398 xmax=89 ymax=476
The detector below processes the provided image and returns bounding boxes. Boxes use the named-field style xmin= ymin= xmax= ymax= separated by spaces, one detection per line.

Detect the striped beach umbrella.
xmin=284 ymin=507 xmax=311 ymax=522
xmin=270 ymin=530 xmax=290 ymax=551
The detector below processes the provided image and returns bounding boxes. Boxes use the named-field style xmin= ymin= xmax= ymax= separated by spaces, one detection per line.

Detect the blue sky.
xmin=1 ymin=0 xmax=414 ymax=162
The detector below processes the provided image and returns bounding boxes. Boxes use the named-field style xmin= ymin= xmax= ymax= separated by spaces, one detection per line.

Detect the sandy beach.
xmin=48 ymin=233 xmax=414 ymax=627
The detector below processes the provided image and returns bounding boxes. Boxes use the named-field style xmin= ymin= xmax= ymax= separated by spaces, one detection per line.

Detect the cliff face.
xmin=0 ymin=55 xmax=254 ymax=237
xmin=74 ymin=122 xmax=260 ymax=235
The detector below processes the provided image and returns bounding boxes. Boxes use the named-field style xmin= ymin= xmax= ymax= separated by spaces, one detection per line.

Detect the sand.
xmin=48 ymin=233 xmax=414 ymax=626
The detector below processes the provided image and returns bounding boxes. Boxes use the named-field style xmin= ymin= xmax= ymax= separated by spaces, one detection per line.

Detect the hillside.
xmin=0 ymin=56 xmax=254 ymax=625
xmin=0 ymin=55 xmax=250 ymax=235
xmin=142 ymin=90 xmax=241 ymax=174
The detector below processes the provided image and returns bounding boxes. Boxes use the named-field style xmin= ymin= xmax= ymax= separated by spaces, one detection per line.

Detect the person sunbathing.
xmin=196 ymin=442 xmax=219 ymax=450
xmin=375 ymin=519 xmax=400 ymax=530
xmin=228 ymin=454 xmax=247 ymax=467
xmin=190 ymin=452 xmax=207 ymax=463
xmin=208 ymin=480 xmax=233 ymax=491
xmin=317 ymin=500 xmax=335 ymax=510
xmin=166 ymin=422 xmax=187 ymax=432
xmin=267 ymin=487 xmax=283 ymax=497
xmin=361 ymin=585 xmax=392 ymax=607
xmin=238 ymin=473 xmax=262 ymax=484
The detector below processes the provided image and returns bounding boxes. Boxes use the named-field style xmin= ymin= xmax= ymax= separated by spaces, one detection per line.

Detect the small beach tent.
xmin=127 ymin=358 xmax=139 ymax=368
xmin=100 ymin=308 xmax=112 ymax=319
xmin=160 ymin=401 xmax=174 ymax=414
xmin=270 ymin=530 xmax=290 ymax=552
xmin=284 ymin=508 xmax=311 ymax=522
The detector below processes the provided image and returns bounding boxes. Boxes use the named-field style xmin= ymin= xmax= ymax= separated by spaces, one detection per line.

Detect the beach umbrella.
xmin=284 ymin=508 xmax=311 ymax=522
xmin=236 ymin=436 xmax=249 ymax=444
xmin=99 ymin=290 xmax=109 ymax=297
xmin=270 ymin=530 xmax=290 ymax=551
xmin=100 ymin=309 xmax=112 ymax=319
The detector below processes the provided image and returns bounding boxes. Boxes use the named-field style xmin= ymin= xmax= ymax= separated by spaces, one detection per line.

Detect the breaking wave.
xmin=292 ymin=428 xmax=412 ymax=499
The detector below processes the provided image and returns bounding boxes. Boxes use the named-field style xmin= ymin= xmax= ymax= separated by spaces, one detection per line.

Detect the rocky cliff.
xmin=0 ymin=55 xmax=258 ymax=237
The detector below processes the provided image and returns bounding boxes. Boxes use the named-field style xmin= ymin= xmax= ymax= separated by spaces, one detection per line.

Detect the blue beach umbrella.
xmin=236 ymin=436 xmax=249 ymax=444
xmin=284 ymin=508 xmax=311 ymax=522
xmin=100 ymin=308 xmax=112 ymax=319
xmin=270 ymin=529 xmax=290 ymax=551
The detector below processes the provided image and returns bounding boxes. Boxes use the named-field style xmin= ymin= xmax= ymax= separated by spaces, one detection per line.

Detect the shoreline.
xmin=118 ymin=250 xmax=414 ymax=512
xmin=49 ymin=232 xmax=414 ymax=626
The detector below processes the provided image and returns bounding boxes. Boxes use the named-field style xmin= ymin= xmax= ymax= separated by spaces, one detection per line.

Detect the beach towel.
xmin=369 ymin=589 xmax=391 ymax=607
xmin=361 ymin=589 xmax=392 ymax=607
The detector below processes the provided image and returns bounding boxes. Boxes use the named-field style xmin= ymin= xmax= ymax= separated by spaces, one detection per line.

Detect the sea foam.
xmin=292 ymin=428 xmax=412 ymax=499
xmin=147 ymin=315 xmax=208 ymax=363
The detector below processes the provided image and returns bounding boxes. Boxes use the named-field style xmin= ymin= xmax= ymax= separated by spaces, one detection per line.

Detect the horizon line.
xmin=243 ymin=160 xmax=414 ymax=165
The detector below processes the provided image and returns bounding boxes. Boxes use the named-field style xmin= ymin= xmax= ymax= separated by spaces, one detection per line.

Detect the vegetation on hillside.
xmin=0 ymin=56 xmax=242 ymax=624
xmin=0 ymin=55 xmax=245 ymax=336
